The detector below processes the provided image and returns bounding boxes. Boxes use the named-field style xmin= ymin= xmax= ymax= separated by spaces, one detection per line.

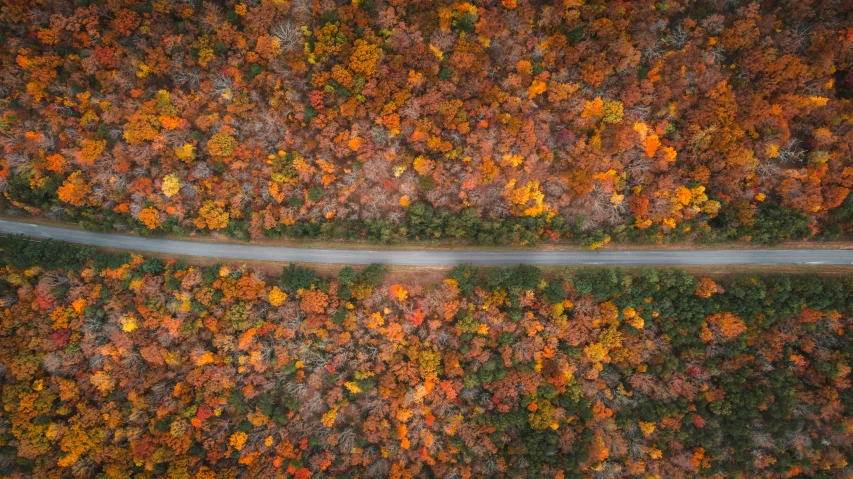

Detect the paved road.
xmin=1 ymin=219 xmax=852 ymax=266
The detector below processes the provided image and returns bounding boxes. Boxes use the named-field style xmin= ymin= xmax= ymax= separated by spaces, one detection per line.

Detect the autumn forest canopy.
xmin=0 ymin=0 xmax=852 ymax=245
xmin=4 ymin=0 xmax=853 ymax=478
xmin=0 ymin=236 xmax=851 ymax=478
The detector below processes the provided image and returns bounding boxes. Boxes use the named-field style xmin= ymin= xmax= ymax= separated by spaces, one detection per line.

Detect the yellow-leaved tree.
xmin=138 ymin=207 xmax=160 ymax=230
xmin=193 ymin=201 xmax=229 ymax=230
xmin=161 ymin=174 xmax=181 ymax=198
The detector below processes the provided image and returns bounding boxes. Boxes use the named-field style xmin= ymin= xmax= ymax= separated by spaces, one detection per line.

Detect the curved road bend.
xmin=1 ymin=219 xmax=852 ymax=266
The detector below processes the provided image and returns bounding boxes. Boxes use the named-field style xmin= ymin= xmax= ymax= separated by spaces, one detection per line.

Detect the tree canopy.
xmin=0 ymin=0 xmax=851 ymax=247
xmin=1 ymin=245 xmax=852 ymax=477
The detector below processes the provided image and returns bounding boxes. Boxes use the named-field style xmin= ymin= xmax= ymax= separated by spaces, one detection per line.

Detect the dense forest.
xmin=1 ymin=236 xmax=852 ymax=477
xmin=1 ymin=0 xmax=853 ymax=245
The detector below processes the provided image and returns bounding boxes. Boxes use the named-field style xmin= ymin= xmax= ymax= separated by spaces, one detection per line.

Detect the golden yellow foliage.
xmin=229 ymin=432 xmax=247 ymax=451
xmin=627 ymin=316 xmax=644 ymax=329
xmin=583 ymin=342 xmax=609 ymax=363
xmin=138 ymin=207 xmax=161 ymax=230
xmin=350 ymin=39 xmax=380 ymax=78
xmin=602 ymin=100 xmax=624 ymax=124
xmin=610 ymin=193 xmax=624 ymax=205
xmin=208 ymin=132 xmax=237 ymax=157
xmin=702 ymin=200 xmax=721 ymax=216
xmin=366 ymin=311 xmax=384 ymax=328
xmin=193 ymin=201 xmax=229 ymax=230
xmin=588 ymin=235 xmax=610 ymax=251
xmin=314 ymin=22 xmax=347 ymax=58
xmin=195 ymin=351 xmax=215 ymax=366
xmin=123 ymin=111 xmax=160 ymax=144
xmin=161 ymin=174 xmax=181 ymax=198
xmin=120 ymin=315 xmax=138 ymax=332
xmin=78 ymin=138 xmax=106 ymax=165
xmin=506 ymin=180 xmax=546 ymax=217
xmin=598 ymin=325 xmax=623 ymax=349
xmin=268 ymin=286 xmax=288 ymax=306
xmin=502 ymin=153 xmax=523 ymax=168
xmin=344 ymin=381 xmax=362 ymax=394
xmin=808 ymin=96 xmax=829 ymax=107
xmin=413 ymin=156 xmax=434 ymax=176
xmin=390 ymin=284 xmax=408 ymax=302
xmin=175 ymin=143 xmax=195 ymax=163
xmin=321 ymin=407 xmax=338 ymax=427
xmin=765 ymin=144 xmax=779 ymax=158
xmin=674 ymin=186 xmax=692 ymax=206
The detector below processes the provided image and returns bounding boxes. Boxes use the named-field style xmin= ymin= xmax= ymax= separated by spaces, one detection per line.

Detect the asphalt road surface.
xmin=1 ymin=219 xmax=852 ymax=266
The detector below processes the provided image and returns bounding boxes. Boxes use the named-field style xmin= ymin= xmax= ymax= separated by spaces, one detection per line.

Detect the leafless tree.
xmin=778 ymin=138 xmax=806 ymax=164
xmin=664 ymin=25 xmax=689 ymax=49
xmin=271 ymin=20 xmax=301 ymax=52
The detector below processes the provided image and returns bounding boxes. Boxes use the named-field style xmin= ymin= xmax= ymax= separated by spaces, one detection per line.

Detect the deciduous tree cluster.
xmin=1 ymin=238 xmax=852 ymax=477
xmin=0 ymin=0 xmax=852 ymax=245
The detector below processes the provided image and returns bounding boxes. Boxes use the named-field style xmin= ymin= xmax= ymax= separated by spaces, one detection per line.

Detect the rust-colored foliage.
xmin=56 ymin=171 xmax=91 ymax=207
xmin=1 ymin=247 xmax=851 ymax=478
xmin=694 ymin=277 xmax=723 ymax=298
xmin=0 ymin=0 xmax=848 ymax=245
